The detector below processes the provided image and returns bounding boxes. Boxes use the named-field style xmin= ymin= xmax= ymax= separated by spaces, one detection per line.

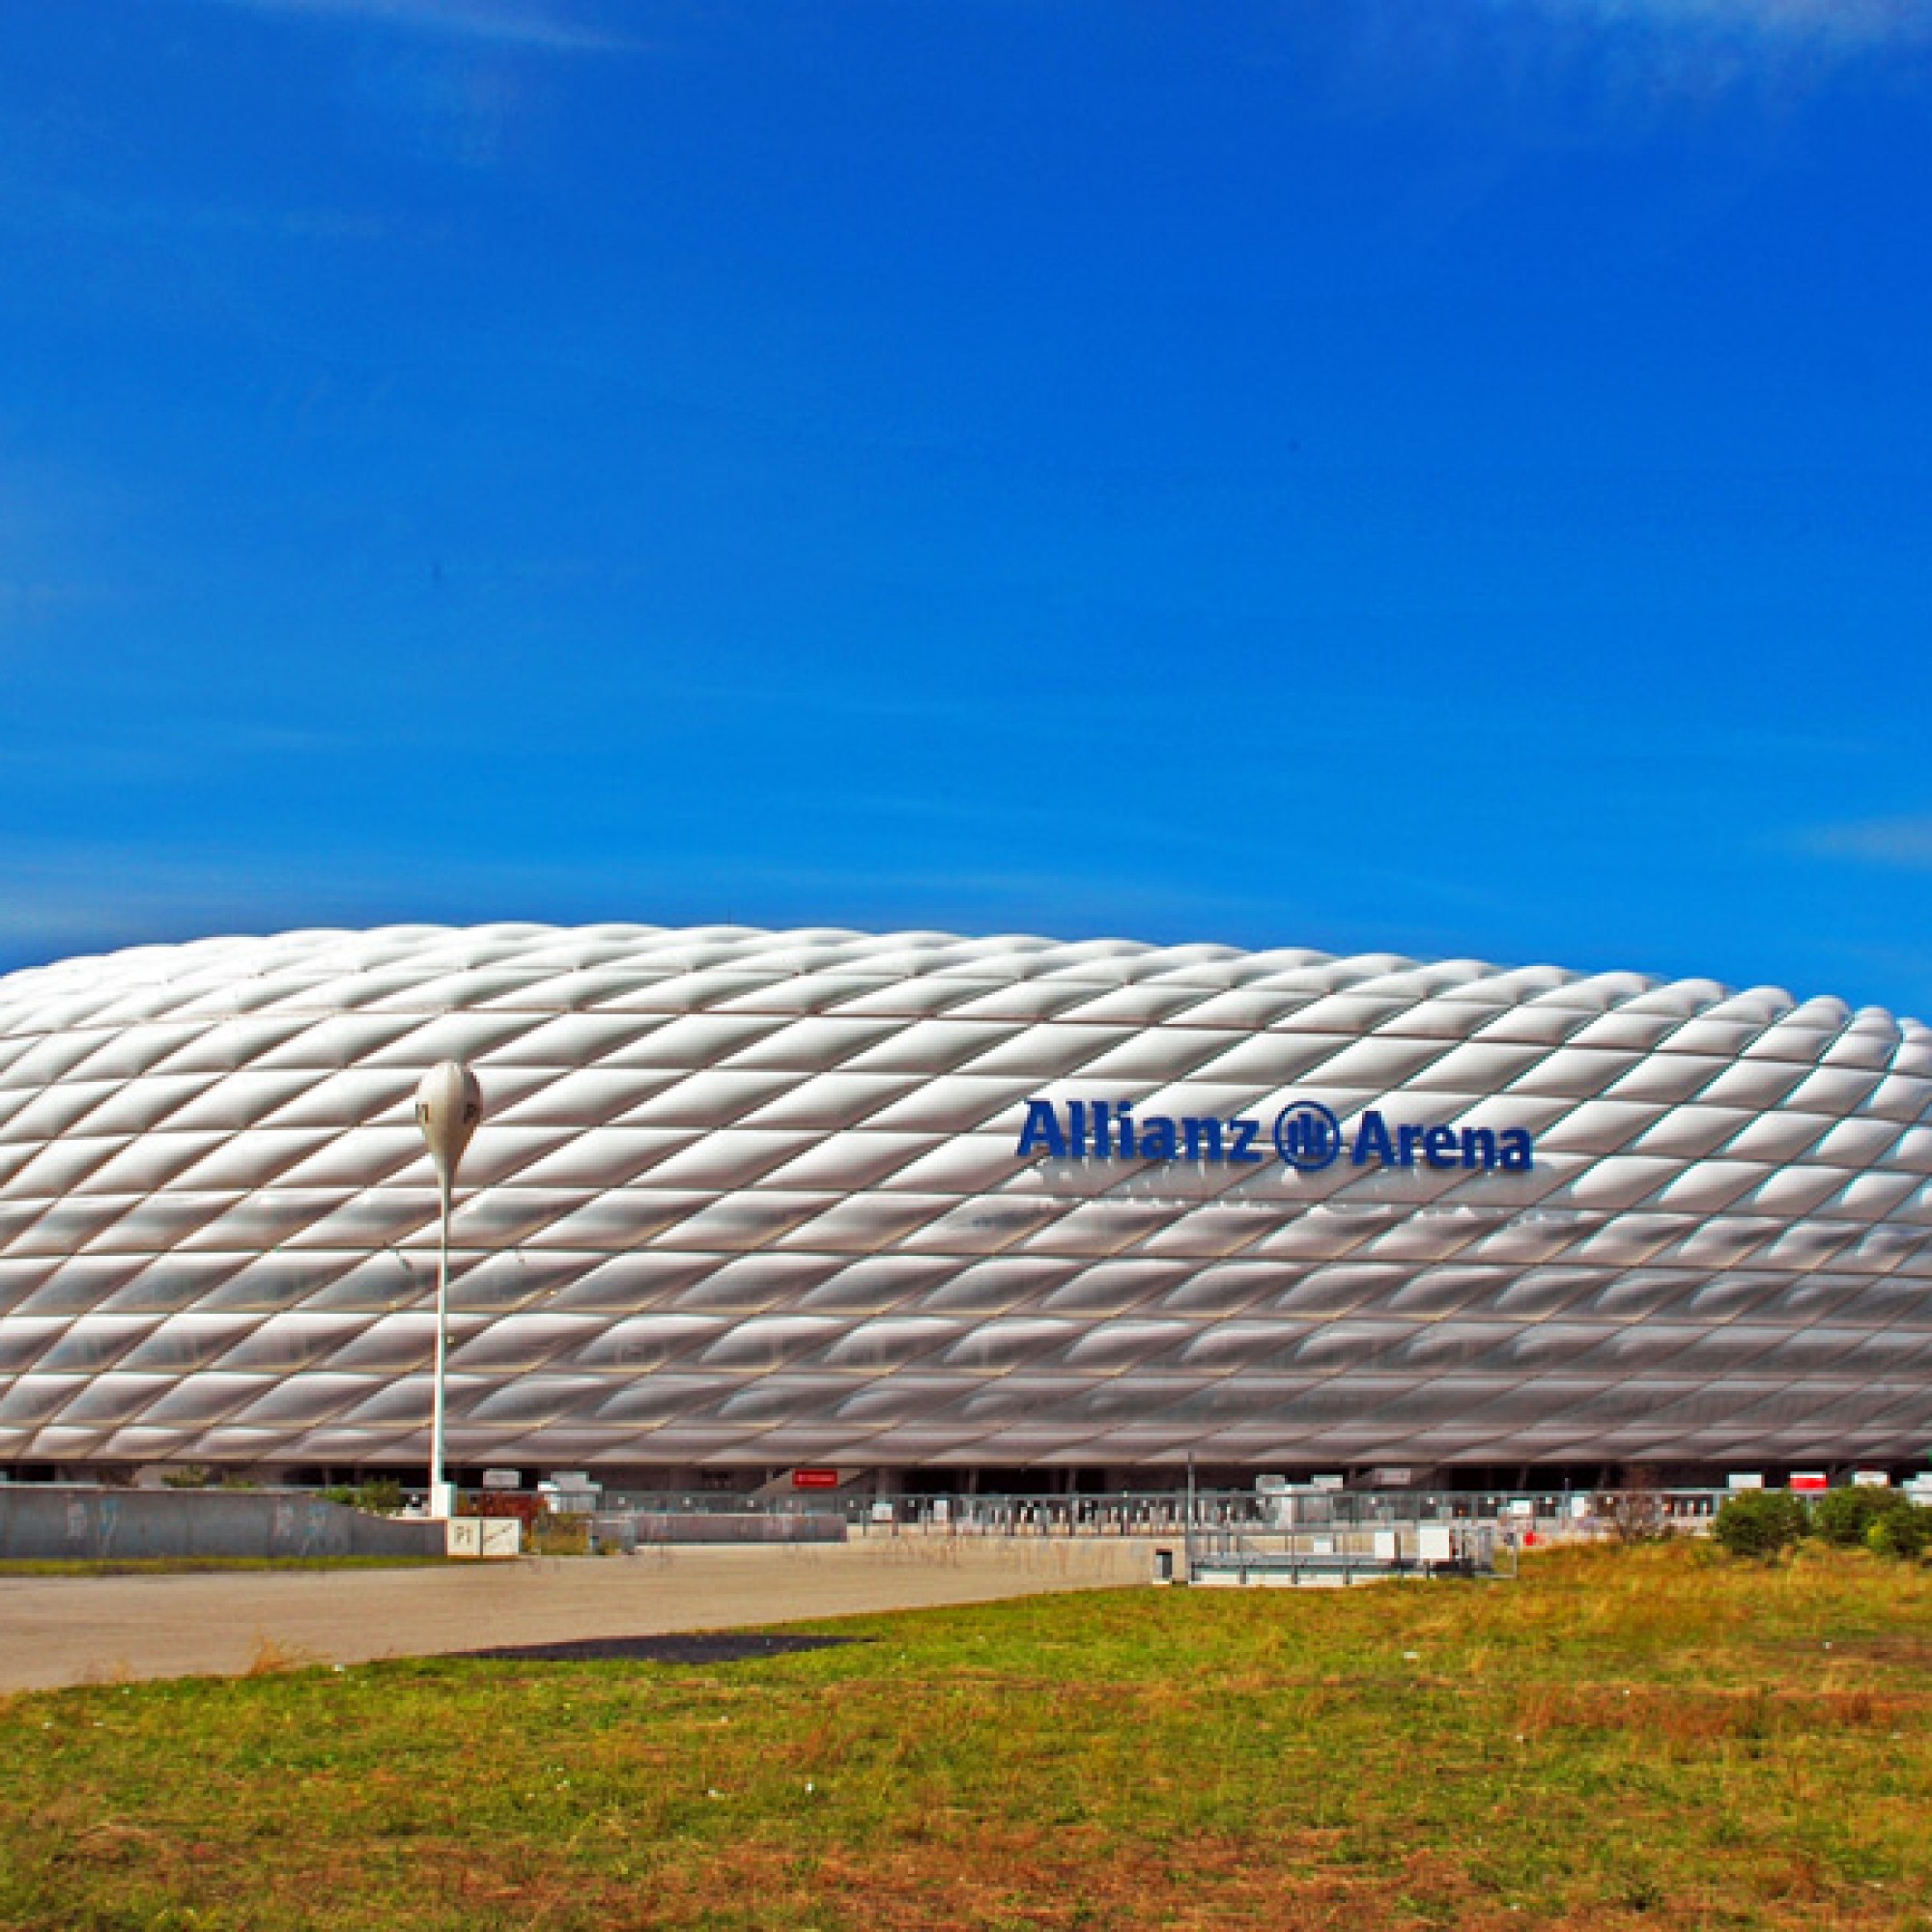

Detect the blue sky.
xmin=2 ymin=0 xmax=1929 ymax=1011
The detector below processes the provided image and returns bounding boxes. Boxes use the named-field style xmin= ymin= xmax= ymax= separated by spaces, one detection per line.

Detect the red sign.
xmin=791 ymin=1468 xmax=840 ymax=1490
xmin=1790 ymin=1472 xmax=1829 ymax=1492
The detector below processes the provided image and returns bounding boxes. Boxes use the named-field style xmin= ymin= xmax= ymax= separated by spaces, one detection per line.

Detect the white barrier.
xmin=445 ymin=1517 xmax=523 ymax=1559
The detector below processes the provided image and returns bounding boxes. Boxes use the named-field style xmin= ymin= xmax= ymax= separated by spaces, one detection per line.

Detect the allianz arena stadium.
xmin=1 ymin=922 xmax=1930 ymax=1488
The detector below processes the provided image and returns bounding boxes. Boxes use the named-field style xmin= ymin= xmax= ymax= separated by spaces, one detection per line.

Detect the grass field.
xmin=2 ymin=1541 xmax=1929 ymax=1930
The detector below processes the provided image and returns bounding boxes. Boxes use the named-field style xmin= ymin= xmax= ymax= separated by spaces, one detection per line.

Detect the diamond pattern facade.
xmin=2 ymin=923 xmax=1930 ymax=1472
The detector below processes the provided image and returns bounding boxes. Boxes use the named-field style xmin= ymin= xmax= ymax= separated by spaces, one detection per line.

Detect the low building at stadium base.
xmin=1 ymin=922 xmax=1930 ymax=1493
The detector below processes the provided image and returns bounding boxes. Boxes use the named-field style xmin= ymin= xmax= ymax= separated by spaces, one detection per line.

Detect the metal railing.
xmin=349 ymin=1480 xmax=1766 ymax=1572
xmin=576 ymin=1484 xmax=1729 ymax=1540
xmin=1184 ymin=1518 xmax=1514 ymax=1586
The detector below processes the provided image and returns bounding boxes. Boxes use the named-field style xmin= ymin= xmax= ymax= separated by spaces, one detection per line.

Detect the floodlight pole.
xmin=416 ymin=1062 xmax=482 ymax=1520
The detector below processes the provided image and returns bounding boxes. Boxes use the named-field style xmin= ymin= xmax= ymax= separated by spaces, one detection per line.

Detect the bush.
xmin=527 ymin=1513 xmax=591 ymax=1557
xmin=1811 ymin=1485 xmax=1896 ymax=1548
xmin=1866 ymin=1503 xmax=1932 ymax=1562
xmin=320 ymin=1479 xmax=404 ymax=1516
xmin=1713 ymin=1490 xmax=1808 ymax=1558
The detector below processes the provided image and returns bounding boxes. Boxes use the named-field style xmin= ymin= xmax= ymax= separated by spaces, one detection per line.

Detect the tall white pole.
xmin=430 ymin=1172 xmax=453 ymax=1520
xmin=415 ymin=1062 xmax=482 ymax=1521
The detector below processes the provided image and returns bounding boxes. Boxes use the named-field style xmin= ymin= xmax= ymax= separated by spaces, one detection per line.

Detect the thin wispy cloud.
xmin=1561 ymin=0 xmax=1932 ymax=45
xmin=1475 ymin=0 xmax=1932 ymax=118
xmin=1800 ymin=818 xmax=1932 ymax=870
xmin=201 ymin=0 xmax=639 ymax=54
xmin=0 ymin=841 xmax=596 ymax=964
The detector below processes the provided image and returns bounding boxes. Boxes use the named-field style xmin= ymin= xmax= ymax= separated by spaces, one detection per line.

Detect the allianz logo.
xmin=1014 ymin=1097 xmax=1534 ymax=1174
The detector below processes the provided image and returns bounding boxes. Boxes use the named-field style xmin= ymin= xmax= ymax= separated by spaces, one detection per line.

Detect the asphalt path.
xmin=0 ymin=1535 xmax=1165 ymax=1692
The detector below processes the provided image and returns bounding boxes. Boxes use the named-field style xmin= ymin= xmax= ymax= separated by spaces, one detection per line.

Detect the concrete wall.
xmin=0 ymin=1487 xmax=443 ymax=1561
xmin=603 ymin=1512 xmax=847 ymax=1548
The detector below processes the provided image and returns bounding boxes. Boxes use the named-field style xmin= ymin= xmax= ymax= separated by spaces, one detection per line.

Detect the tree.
xmin=1866 ymin=1502 xmax=1932 ymax=1562
xmin=1713 ymin=1490 xmax=1807 ymax=1558
xmin=1602 ymin=1465 xmax=1669 ymax=1544
xmin=1811 ymin=1485 xmax=1894 ymax=1548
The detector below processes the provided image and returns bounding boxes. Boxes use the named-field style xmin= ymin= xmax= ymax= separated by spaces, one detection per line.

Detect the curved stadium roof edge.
xmin=0 ymin=921 xmax=1901 ymax=1033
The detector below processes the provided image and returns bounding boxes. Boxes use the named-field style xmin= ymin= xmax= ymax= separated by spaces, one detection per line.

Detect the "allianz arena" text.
xmin=1013 ymin=1098 xmax=1535 ymax=1172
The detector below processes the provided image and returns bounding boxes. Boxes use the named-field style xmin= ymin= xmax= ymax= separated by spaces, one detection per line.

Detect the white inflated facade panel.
xmin=0 ymin=922 xmax=1929 ymax=1469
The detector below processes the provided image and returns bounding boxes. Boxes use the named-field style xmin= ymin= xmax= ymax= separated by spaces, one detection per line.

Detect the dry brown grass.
xmin=1 ymin=1541 xmax=1930 ymax=1930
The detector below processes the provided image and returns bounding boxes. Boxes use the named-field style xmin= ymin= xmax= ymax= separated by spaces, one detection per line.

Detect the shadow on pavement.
xmin=457 ymin=1632 xmax=865 ymax=1664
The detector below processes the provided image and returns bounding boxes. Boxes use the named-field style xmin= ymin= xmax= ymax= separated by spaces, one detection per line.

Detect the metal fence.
xmin=0 ymin=1480 xmax=1747 ymax=1568
xmin=835 ymin=1487 xmax=1727 ymax=1541
xmin=1184 ymin=1517 xmax=1513 ymax=1586
xmin=570 ymin=1484 xmax=1730 ymax=1545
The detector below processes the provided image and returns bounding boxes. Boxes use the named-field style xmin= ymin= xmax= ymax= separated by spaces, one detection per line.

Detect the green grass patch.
xmin=0 ymin=1556 xmax=446 ymax=1577
xmin=2 ymin=1541 xmax=1930 ymax=1929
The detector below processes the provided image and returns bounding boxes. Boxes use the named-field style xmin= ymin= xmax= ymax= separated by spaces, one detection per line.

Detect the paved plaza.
xmin=0 ymin=1536 xmax=1163 ymax=1692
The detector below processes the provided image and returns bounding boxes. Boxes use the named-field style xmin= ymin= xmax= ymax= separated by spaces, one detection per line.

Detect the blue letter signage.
xmin=1014 ymin=1097 xmax=1532 ymax=1174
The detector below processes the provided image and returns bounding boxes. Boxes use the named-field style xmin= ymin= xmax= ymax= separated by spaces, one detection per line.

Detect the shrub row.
xmin=1713 ymin=1485 xmax=1932 ymax=1559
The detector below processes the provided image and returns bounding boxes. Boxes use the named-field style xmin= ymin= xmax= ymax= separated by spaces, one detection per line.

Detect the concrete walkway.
xmin=0 ymin=1535 xmax=1164 ymax=1693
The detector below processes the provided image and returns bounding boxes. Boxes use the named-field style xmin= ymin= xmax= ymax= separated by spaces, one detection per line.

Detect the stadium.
xmin=0 ymin=922 xmax=1928 ymax=1492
